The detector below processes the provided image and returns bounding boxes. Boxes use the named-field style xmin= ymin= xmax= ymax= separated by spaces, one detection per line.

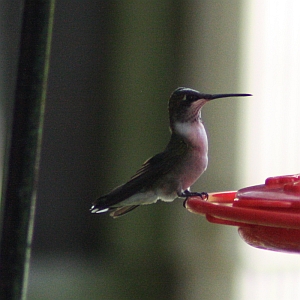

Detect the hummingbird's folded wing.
xmin=93 ymin=134 xmax=188 ymax=209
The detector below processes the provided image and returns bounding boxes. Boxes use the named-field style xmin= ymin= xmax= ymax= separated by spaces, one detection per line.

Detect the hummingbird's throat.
xmin=186 ymin=100 xmax=204 ymax=122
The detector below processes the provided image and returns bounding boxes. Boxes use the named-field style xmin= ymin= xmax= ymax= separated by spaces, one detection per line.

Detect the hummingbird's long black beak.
xmin=205 ymin=93 xmax=252 ymax=100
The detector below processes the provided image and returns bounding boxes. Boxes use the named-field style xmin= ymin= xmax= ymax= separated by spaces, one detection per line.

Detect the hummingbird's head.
xmin=168 ymin=87 xmax=209 ymax=126
xmin=168 ymin=87 xmax=252 ymax=127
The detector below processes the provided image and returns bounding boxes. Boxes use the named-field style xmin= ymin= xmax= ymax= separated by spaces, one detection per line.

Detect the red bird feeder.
xmin=185 ymin=174 xmax=300 ymax=253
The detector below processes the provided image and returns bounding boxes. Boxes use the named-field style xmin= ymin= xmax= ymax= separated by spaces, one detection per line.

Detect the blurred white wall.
xmin=236 ymin=1 xmax=300 ymax=299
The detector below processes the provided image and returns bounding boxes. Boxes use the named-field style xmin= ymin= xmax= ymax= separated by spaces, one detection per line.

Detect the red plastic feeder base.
xmin=185 ymin=174 xmax=300 ymax=253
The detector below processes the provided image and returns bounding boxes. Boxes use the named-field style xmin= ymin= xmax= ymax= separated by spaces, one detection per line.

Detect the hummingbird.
xmin=91 ymin=87 xmax=251 ymax=218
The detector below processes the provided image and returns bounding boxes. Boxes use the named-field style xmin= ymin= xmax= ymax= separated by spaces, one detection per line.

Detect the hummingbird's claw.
xmin=183 ymin=198 xmax=188 ymax=208
xmin=200 ymin=192 xmax=209 ymax=200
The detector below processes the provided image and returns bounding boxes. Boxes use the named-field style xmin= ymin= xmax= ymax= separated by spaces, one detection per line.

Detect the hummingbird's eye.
xmin=182 ymin=94 xmax=195 ymax=102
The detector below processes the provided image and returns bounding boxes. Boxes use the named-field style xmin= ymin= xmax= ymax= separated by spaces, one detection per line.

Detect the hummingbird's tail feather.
xmin=90 ymin=195 xmax=111 ymax=213
xmin=110 ymin=205 xmax=139 ymax=218
xmin=90 ymin=206 xmax=109 ymax=214
xmin=90 ymin=195 xmax=139 ymax=217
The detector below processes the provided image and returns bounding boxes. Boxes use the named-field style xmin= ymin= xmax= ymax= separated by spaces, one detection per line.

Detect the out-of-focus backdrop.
xmin=2 ymin=1 xmax=300 ymax=299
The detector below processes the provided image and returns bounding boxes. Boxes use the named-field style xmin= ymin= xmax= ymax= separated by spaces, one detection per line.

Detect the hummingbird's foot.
xmin=180 ymin=190 xmax=209 ymax=207
xmin=180 ymin=190 xmax=208 ymax=199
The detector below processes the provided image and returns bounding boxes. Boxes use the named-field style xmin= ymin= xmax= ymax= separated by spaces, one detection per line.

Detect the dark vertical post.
xmin=0 ymin=0 xmax=55 ymax=299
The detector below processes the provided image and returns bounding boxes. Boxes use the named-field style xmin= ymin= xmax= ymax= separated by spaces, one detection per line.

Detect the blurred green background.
xmin=1 ymin=1 xmax=245 ymax=299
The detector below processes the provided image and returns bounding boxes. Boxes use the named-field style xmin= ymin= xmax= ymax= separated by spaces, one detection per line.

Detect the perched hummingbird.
xmin=91 ymin=87 xmax=251 ymax=218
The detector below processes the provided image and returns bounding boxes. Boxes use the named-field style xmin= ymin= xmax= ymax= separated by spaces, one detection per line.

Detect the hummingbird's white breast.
xmin=173 ymin=120 xmax=208 ymax=190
